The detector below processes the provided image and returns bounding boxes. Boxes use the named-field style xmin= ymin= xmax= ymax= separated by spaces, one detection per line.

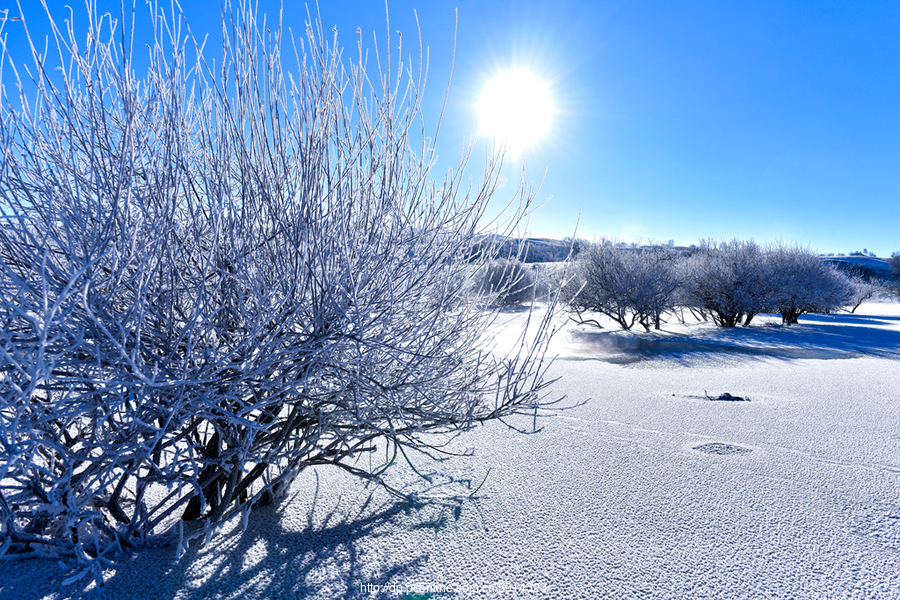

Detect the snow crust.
xmin=4 ymin=302 xmax=900 ymax=599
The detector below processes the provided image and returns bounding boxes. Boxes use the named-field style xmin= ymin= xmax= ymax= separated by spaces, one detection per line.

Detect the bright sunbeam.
xmin=478 ymin=69 xmax=554 ymax=156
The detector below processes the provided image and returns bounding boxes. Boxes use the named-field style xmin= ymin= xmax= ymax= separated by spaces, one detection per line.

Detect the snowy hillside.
xmin=822 ymin=255 xmax=892 ymax=273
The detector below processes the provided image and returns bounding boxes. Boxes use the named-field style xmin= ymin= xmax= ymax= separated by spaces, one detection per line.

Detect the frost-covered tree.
xmin=0 ymin=1 xmax=563 ymax=584
xmin=680 ymin=239 xmax=772 ymax=327
xmin=889 ymin=252 xmax=900 ymax=282
xmin=767 ymin=244 xmax=852 ymax=324
xmin=682 ymin=240 xmax=853 ymax=326
xmin=567 ymin=241 xmax=679 ymax=331
xmin=845 ymin=275 xmax=881 ymax=313
xmin=886 ymin=252 xmax=900 ymax=300
xmin=477 ymin=259 xmax=536 ymax=305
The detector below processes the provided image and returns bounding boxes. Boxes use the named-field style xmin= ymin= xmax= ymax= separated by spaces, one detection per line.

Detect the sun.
xmin=478 ymin=69 xmax=554 ymax=155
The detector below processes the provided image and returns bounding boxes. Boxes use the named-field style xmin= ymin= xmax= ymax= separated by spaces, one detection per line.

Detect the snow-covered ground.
xmin=4 ymin=302 xmax=900 ymax=599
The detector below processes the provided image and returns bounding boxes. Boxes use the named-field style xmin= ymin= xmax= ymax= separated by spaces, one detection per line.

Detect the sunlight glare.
xmin=478 ymin=69 xmax=554 ymax=155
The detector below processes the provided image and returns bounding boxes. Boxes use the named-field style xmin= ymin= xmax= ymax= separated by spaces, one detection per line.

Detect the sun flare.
xmin=478 ymin=69 xmax=554 ymax=155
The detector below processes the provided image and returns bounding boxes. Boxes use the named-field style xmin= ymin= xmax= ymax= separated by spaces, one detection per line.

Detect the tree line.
xmin=556 ymin=239 xmax=894 ymax=330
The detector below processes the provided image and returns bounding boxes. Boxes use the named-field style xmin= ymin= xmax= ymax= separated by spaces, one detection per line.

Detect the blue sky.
xmin=4 ymin=1 xmax=899 ymax=255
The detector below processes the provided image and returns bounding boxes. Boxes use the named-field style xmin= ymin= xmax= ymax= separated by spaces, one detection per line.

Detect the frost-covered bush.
xmin=680 ymin=239 xmax=773 ymax=327
xmin=567 ymin=241 xmax=679 ymax=331
xmin=767 ymin=244 xmax=852 ymax=324
xmin=478 ymin=259 xmax=536 ymax=305
xmin=845 ymin=275 xmax=881 ymax=313
xmin=0 ymin=1 xmax=561 ymax=584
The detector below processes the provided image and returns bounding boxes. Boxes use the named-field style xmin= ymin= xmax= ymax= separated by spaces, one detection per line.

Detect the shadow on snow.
xmin=565 ymin=311 xmax=900 ymax=365
xmin=0 ymin=484 xmax=428 ymax=600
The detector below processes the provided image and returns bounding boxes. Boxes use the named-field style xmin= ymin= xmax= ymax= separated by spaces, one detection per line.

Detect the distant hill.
xmin=821 ymin=255 xmax=891 ymax=271
xmin=468 ymin=235 xmax=578 ymax=263
xmin=821 ymin=255 xmax=892 ymax=281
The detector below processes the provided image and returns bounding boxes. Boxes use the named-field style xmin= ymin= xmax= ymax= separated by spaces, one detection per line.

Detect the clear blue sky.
xmin=4 ymin=1 xmax=899 ymax=255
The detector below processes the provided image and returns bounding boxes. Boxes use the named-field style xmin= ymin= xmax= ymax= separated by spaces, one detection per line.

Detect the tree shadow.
xmin=0 ymin=481 xmax=430 ymax=600
xmin=565 ymin=311 xmax=900 ymax=365
xmin=799 ymin=312 xmax=900 ymax=326
xmin=162 ymin=494 xmax=426 ymax=600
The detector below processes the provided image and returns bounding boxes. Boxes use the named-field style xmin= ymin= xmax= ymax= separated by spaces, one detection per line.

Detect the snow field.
xmin=3 ymin=302 xmax=899 ymax=599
